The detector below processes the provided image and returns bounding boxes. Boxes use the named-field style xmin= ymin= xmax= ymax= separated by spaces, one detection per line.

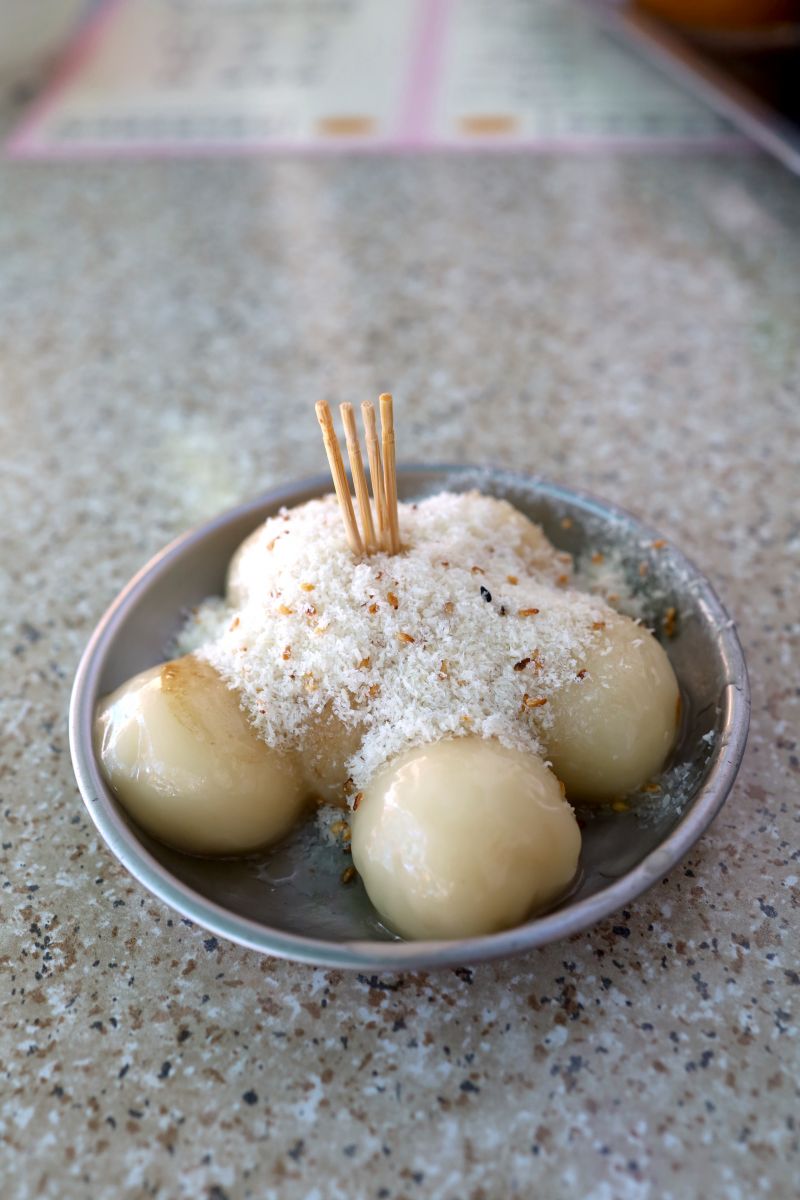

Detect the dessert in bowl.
xmin=70 ymin=399 xmax=749 ymax=968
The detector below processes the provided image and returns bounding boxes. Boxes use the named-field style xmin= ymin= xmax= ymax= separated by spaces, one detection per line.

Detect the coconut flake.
xmin=177 ymin=491 xmax=617 ymax=793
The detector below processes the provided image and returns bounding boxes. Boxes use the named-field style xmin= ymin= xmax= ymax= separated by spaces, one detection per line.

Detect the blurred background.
xmin=3 ymin=0 xmax=799 ymax=161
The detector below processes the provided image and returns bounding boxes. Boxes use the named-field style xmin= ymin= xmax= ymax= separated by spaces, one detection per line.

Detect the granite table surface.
xmin=1 ymin=141 xmax=799 ymax=1200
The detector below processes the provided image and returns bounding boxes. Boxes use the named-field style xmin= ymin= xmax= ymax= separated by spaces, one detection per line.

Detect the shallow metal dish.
xmin=69 ymin=466 xmax=749 ymax=970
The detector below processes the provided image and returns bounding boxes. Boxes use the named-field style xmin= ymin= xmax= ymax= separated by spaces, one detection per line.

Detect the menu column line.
xmin=396 ymin=0 xmax=453 ymax=146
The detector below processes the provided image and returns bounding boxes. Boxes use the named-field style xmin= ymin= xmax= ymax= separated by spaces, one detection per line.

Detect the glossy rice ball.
xmin=302 ymin=703 xmax=364 ymax=807
xmin=351 ymin=737 xmax=581 ymax=940
xmin=226 ymin=527 xmax=263 ymax=608
xmin=94 ymin=654 xmax=306 ymax=855
xmin=494 ymin=498 xmax=572 ymax=581
xmin=541 ymin=615 xmax=680 ymax=803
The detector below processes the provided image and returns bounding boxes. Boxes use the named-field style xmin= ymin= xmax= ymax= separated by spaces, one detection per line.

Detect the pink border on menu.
xmin=6 ymin=0 xmax=130 ymax=157
xmin=5 ymin=135 xmax=749 ymax=160
xmin=5 ymin=0 xmax=748 ymax=160
xmin=396 ymin=0 xmax=452 ymax=144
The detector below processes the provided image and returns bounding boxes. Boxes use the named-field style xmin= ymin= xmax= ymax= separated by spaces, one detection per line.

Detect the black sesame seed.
xmin=480 ymin=586 xmax=492 ymax=603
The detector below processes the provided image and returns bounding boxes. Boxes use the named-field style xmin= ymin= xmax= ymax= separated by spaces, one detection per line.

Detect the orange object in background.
xmin=635 ymin=0 xmax=799 ymax=29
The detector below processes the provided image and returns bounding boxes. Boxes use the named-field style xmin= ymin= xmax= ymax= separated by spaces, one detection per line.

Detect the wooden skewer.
xmin=340 ymin=402 xmax=376 ymax=554
xmin=315 ymin=400 xmax=364 ymax=556
xmin=380 ymin=393 xmax=400 ymax=555
xmin=361 ymin=400 xmax=388 ymax=552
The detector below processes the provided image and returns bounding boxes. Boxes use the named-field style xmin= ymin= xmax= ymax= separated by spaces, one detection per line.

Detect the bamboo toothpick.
xmin=315 ymin=400 xmax=364 ymax=556
xmin=380 ymin=393 xmax=400 ymax=555
xmin=361 ymin=400 xmax=388 ymax=552
xmin=340 ymin=402 xmax=376 ymax=553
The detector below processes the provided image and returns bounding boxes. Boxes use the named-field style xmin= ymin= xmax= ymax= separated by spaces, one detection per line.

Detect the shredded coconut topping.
xmin=177 ymin=491 xmax=614 ymax=793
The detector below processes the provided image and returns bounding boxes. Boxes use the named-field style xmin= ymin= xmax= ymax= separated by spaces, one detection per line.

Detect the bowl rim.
xmin=69 ymin=465 xmax=750 ymax=970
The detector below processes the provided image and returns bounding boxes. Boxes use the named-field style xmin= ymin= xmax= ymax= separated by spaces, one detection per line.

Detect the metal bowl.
xmin=69 ymin=466 xmax=749 ymax=970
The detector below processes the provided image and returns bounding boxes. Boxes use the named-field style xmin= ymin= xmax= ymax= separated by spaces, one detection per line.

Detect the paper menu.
xmin=7 ymin=0 xmax=740 ymax=158
xmin=434 ymin=0 xmax=738 ymax=143
xmin=9 ymin=0 xmax=418 ymax=151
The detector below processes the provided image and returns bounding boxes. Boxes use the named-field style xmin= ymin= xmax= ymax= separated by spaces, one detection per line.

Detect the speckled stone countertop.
xmin=1 ymin=141 xmax=799 ymax=1199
